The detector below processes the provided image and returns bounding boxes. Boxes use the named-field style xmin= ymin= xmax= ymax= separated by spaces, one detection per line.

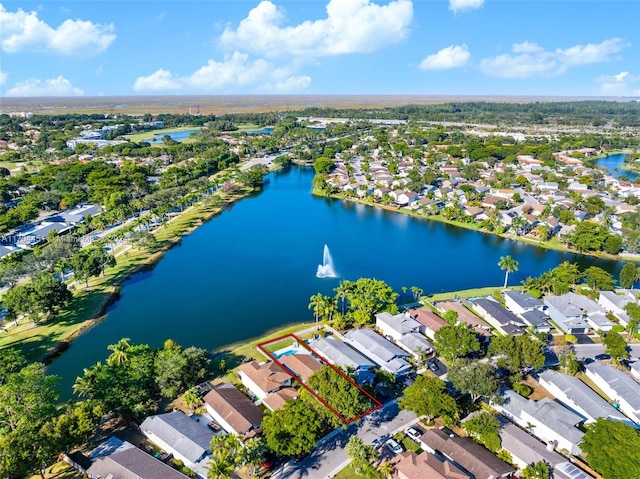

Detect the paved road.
xmin=271 ymin=400 xmax=418 ymax=479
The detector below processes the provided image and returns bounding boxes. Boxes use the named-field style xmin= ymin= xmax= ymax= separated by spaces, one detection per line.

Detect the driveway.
xmin=270 ymin=400 xmax=418 ymax=479
xmin=573 ymin=343 xmax=640 ymax=360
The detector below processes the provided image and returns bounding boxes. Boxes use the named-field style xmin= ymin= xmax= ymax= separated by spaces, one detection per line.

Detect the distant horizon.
xmin=2 ymin=93 xmax=638 ymax=116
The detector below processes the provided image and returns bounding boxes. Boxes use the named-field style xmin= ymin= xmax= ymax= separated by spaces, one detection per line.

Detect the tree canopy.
xmin=581 ymin=419 xmax=640 ymax=479
xmin=262 ymin=399 xmax=322 ymax=457
xmin=399 ymin=375 xmax=459 ymax=424
xmin=433 ymin=323 xmax=480 ymax=362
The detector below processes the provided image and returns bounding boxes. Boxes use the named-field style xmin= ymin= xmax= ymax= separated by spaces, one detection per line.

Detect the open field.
xmin=3 ymin=94 xmax=634 ymax=116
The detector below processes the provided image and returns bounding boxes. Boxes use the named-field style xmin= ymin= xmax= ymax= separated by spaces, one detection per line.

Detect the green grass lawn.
xmin=29 ymin=461 xmax=85 ymax=479
xmin=425 ymin=286 xmax=505 ymax=302
xmin=0 ymin=186 xmax=255 ymax=363
xmin=334 ymin=464 xmax=383 ymax=479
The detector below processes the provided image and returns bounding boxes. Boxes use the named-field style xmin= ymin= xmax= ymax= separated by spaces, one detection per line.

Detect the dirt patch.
xmin=523 ymin=375 xmax=553 ymax=401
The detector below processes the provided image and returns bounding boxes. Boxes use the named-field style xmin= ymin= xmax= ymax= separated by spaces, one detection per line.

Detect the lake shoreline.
xmin=313 ymin=189 xmax=640 ymax=265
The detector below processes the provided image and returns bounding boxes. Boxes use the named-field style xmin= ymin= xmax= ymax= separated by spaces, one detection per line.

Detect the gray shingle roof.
xmin=586 ymin=362 xmax=640 ymax=412
xmin=538 ymin=369 xmax=629 ymax=424
xmin=140 ymin=410 xmax=213 ymax=464
xmin=544 ymin=293 xmax=604 ymax=317
xmin=520 ymin=309 xmax=552 ymax=329
xmin=504 ymin=290 xmax=545 ymax=310
xmin=308 ymin=336 xmax=376 ymax=370
xmin=499 ymin=423 xmax=590 ymax=479
xmin=343 ymin=328 xmax=412 ymax=375
xmin=87 ymin=444 xmax=190 ymax=479
xmin=396 ymin=332 xmax=434 ymax=355
xmin=472 ymin=298 xmax=524 ymax=327
xmin=375 ymin=312 xmax=421 ymax=335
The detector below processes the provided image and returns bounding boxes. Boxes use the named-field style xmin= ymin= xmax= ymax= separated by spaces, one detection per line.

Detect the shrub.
xmin=512 ymin=382 xmax=532 ymax=397
xmin=565 ymin=334 xmax=578 ymax=344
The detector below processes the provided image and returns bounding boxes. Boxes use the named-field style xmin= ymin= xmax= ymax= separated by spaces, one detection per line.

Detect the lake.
xmin=596 ymin=153 xmax=637 ymax=181
xmin=146 ymin=129 xmax=202 ymax=143
xmin=47 ymin=167 xmax=622 ymax=398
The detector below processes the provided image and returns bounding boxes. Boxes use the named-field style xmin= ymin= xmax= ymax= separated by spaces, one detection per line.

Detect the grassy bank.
xmin=0 ymin=186 xmax=253 ymax=363
xmin=124 ymin=126 xmax=203 ymax=143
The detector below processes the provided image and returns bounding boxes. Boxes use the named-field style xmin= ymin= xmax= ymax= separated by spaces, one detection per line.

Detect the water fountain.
xmin=316 ymin=244 xmax=338 ymax=278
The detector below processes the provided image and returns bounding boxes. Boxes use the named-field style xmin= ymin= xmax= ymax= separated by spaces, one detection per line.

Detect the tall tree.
xmin=522 ymin=461 xmax=552 ymax=479
xmin=582 ymin=266 xmax=615 ymax=292
xmin=399 ymin=375 xmax=459 ymax=424
xmin=447 ymin=360 xmax=501 ymax=403
xmin=262 ymin=400 xmax=322 ymax=457
xmin=346 ymin=436 xmax=379 ymax=474
xmin=489 ymin=335 xmax=545 ymax=374
xmin=498 ymin=255 xmax=519 ymax=288
xmin=462 ymin=412 xmax=501 ymax=452
xmin=343 ymin=277 xmax=399 ymax=326
xmin=433 ymin=323 xmax=480 ymax=362
xmin=581 ymin=419 xmax=640 ymax=479
xmin=624 ymin=302 xmax=640 ymax=339
xmin=603 ymin=332 xmax=629 ymax=359
xmin=619 ymin=262 xmax=638 ymax=289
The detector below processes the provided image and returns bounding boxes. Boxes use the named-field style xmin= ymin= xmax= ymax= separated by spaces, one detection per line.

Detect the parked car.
xmin=595 ymin=353 xmax=611 ymax=361
xmin=428 ymin=360 xmax=440 ymax=372
xmin=404 ymin=426 xmax=423 ymax=442
xmin=385 ymin=438 xmax=403 ymax=455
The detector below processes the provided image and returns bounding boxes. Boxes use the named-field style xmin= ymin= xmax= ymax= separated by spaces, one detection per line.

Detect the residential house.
xmin=419 ymin=428 xmax=515 ymax=479
xmin=434 ymin=301 xmax=492 ymax=339
xmin=279 ymin=353 xmax=323 ymax=381
xmin=55 ymin=203 xmax=102 ymax=224
xmin=408 ymin=308 xmax=448 ymax=340
xmin=14 ymin=221 xmax=75 ymax=248
xmin=238 ymin=360 xmax=292 ymax=400
xmin=631 ymin=361 xmax=640 ymax=382
xmin=393 ymin=450 xmax=469 ymax=479
xmin=598 ymin=290 xmax=638 ymax=327
xmin=343 ymin=328 xmax=413 ymax=377
xmin=140 ymin=410 xmax=215 ymax=478
xmin=375 ymin=312 xmax=421 ymax=341
xmin=544 ymin=292 xmax=613 ymax=334
xmin=0 ymin=244 xmax=21 ymax=259
xmin=396 ymin=333 xmax=435 ymax=360
xmin=469 ymin=298 xmax=526 ymax=335
xmin=307 ymin=336 xmax=376 ymax=384
xmin=538 ymin=369 xmax=633 ymax=427
xmin=498 ymin=422 xmax=591 ymax=479
xmin=493 ymin=389 xmax=584 ymax=456
xmin=396 ymin=191 xmax=420 ymax=206
xmin=503 ymin=291 xmax=553 ymax=333
xmin=203 ymin=383 xmax=264 ymax=436
xmin=87 ymin=439 xmax=189 ymax=479
xmin=585 ymin=363 xmax=640 ymax=425
xmin=262 ymin=387 xmax=299 ymax=411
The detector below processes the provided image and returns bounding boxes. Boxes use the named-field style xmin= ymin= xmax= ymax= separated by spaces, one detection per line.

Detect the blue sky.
xmin=1 ymin=0 xmax=638 ymax=97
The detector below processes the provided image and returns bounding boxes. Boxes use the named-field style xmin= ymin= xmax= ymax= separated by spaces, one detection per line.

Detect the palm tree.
xmin=183 ymin=388 xmax=201 ymax=414
xmin=498 ymin=255 xmax=519 ymax=288
xmin=308 ymin=293 xmax=324 ymax=329
xmin=334 ymin=280 xmax=353 ymax=316
xmin=377 ymin=461 xmax=395 ymax=478
xmin=107 ymin=338 xmax=132 ymax=366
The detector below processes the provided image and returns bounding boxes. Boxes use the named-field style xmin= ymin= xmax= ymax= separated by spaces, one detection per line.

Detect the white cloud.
xmin=420 ymin=44 xmax=470 ymax=70
xmin=596 ymin=71 xmax=640 ymax=96
xmin=0 ymin=3 xmax=116 ymax=56
xmin=133 ymin=69 xmax=182 ymax=91
xmin=219 ymin=0 xmax=413 ymax=59
xmin=449 ymin=0 xmax=484 ymax=13
xmin=133 ymin=53 xmax=311 ymax=94
xmin=0 ymin=70 xmax=6 ymax=86
xmin=5 ymin=76 xmax=84 ymax=96
xmin=479 ymin=38 xmax=627 ymax=78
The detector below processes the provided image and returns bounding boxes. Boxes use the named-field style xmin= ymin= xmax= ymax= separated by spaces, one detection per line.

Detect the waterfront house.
xmin=493 ymin=390 xmax=584 ymax=456
xmin=503 ymin=291 xmax=553 ymax=333
xmin=375 ymin=312 xmax=421 ymax=341
xmin=538 ymin=369 xmax=633 ymax=427
xmin=469 ymin=298 xmax=526 ymax=335
xmin=238 ymin=360 xmax=292 ymax=400
xmin=393 ymin=450 xmax=469 ymax=479
xmin=584 ymin=362 xmax=640 ymax=425
xmin=408 ymin=308 xmax=448 ymax=340
xmin=434 ymin=301 xmax=492 ymax=339
xmin=307 ymin=336 xmax=376 ymax=384
xmin=14 ymin=221 xmax=75 ymax=248
xmin=279 ymin=353 xmax=323 ymax=381
xmin=87 ymin=439 xmax=189 ymax=479
xmin=419 ymin=428 xmax=515 ymax=479
xmin=203 ymin=383 xmax=263 ymax=436
xmin=498 ymin=422 xmax=591 ymax=479
xmin=140 ymin=410 xmax=214 ymax=477
xmin=343 ymin=328 xmax=413 ymax=377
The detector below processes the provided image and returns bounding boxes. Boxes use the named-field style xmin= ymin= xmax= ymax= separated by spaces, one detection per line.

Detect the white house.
xmin=585 ymin=362 xmax=640 ymax=425
xmin=493 ymin=390 xmax=584 ymax=456
xmin=598 ymin=290 xmax=638 ymax=327
xmin=140 ymin=411 xmax=215 ymax=478
xmin=375 ymin=312 xmax=421 ymax=341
